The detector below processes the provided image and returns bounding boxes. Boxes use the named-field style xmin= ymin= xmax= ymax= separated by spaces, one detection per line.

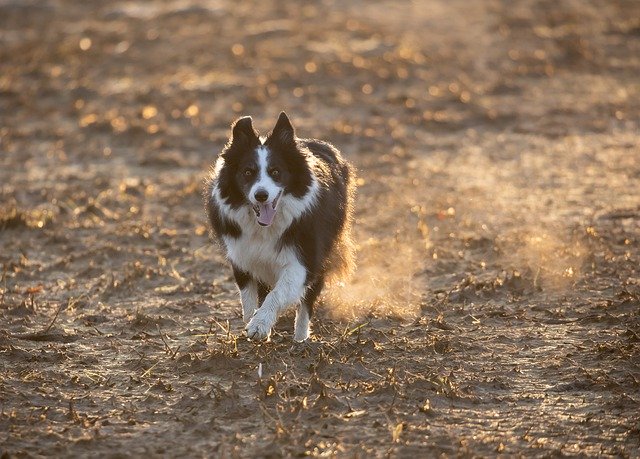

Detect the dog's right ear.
xmin=230 ymin=116 xmax=259 ymax=147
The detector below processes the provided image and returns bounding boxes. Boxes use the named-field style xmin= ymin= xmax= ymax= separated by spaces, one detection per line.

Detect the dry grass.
xmin=1 ymin=0 xmax=639 ymax=456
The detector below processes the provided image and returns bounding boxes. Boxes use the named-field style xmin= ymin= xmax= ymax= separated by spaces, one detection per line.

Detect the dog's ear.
xmin=230 ymin=116 xmax=259 ymax=146
xmin=269 ymin=111 xmax=295 ymax=145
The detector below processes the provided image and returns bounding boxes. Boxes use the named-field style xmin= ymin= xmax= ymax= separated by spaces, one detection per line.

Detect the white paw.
xmin=293 ymin=326 xmax=309 ymax=342
xmin=245 ymin=310 xmax=275 ymax=340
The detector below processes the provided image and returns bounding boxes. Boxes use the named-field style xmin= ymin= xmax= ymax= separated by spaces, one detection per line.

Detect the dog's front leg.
xmin=232 ymin=265 xmax=259 ymax=323
xmin=245 ymin=261 xmax=306 ymax=340
xmin=239 ymin=282 xmax=259 ymax=324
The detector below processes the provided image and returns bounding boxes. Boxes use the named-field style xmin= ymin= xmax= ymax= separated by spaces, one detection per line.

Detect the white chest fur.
xmin=213 ymin=176 xmax=319 ymax=287
xmin=222 ymin=223 xmax=298 ymax=287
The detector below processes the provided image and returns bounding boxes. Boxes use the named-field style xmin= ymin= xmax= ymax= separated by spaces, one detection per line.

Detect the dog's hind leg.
xmin=294 ymin=305 xmax=310 ymax=342
xmin=257 ymin=281 xmax=270 ymax=307
xmin=232 ymin=265 xmax=259 ymax=323
xmin=294 ymin=277 xmax=324 ymax=342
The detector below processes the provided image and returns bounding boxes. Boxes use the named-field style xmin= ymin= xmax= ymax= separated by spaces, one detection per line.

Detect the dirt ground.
xmin=1 ymin=0 xmax=639 ymax=457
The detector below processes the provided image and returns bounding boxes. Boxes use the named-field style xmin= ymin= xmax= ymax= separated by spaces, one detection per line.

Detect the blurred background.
xmin=1 ymin=0 xmax=639 ymax=456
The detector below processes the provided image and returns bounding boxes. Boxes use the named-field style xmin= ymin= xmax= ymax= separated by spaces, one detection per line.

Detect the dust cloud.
xmin=504 ymin=227 xmax=586 ymax=292
xmin=327 ymin=232 xmax=423 ymax=320
xmin=327 ymin=142 xmax=594 ymax=320
xmin=2 ymin=0 xmax=638 ymax=456
xmin=325 ymin=173 xmax=425 ymax=320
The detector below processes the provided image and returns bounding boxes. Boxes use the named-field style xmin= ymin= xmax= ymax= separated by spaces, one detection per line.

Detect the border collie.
xmin=204 ymin=112 xmax=355 ymax=341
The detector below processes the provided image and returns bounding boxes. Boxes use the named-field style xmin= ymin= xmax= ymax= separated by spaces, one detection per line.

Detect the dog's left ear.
xmin=269 ymin=111 xmax=295 ymax=145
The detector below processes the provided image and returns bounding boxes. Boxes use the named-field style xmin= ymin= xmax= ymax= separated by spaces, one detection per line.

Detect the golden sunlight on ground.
xmin=1 ymin=0 xmax=638 ymax=456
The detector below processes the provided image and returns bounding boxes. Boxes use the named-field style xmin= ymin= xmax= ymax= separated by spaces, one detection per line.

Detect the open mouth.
xmin=252 ymin=190 xmax=282 ymax=227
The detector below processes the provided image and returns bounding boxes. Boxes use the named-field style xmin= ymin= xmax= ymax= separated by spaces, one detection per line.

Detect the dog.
xmin=204 ymin=112 xmax=355 ymax=341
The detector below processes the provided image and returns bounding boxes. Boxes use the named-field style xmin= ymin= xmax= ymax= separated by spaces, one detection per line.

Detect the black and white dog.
xmin=204 ymin=112 xmax=355 ymax=341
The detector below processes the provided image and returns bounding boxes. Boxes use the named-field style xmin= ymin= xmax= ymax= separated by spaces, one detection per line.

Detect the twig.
xmin=170 ymin=345 xmax=181 ymax=359
xmin=42 ymin=301 xmax=65 ymax=335
xmin=0 ymin=264 xmax=7 ymax=307
xmin=141 ymin=360 xmax=161 ymax=378
xmin=156 ymin=324 xmax=172 ymax=354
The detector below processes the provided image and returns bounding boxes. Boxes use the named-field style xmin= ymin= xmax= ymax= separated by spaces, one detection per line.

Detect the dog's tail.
xmin=325 ymin=161 xmax=357 ymax=284
xmin=327 ymin=230 xmax=356 ymax=284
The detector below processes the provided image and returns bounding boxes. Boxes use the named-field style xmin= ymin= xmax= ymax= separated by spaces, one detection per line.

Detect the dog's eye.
xmin=269 ymin=168 xmax=280 ymax=179
xmin=244 ymin=168 xmax=254 ymax=177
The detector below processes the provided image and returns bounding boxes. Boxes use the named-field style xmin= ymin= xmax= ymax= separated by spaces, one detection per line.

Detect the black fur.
xmin=277 ymin=140 xmax=351 ymax=283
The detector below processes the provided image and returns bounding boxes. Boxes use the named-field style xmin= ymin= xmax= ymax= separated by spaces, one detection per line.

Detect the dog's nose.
xmin=254 ymin=189 xmax=269 ymax=202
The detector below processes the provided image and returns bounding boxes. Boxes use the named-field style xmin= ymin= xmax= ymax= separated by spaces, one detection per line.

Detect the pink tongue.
xmin=257 ymin=203 xmax=277 ymax=226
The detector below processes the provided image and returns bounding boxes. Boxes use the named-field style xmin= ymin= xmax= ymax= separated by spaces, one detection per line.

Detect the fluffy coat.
xmin=204 ymin=112 xmax=355 ymax=341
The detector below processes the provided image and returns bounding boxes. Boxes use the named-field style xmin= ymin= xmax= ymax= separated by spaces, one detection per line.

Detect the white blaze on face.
xmin=250 ymin=146 xmax=283 ymax=227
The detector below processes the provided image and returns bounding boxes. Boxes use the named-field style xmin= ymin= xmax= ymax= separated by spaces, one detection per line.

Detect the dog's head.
xmin=217 ymin=112 xmax=311 ymax=227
